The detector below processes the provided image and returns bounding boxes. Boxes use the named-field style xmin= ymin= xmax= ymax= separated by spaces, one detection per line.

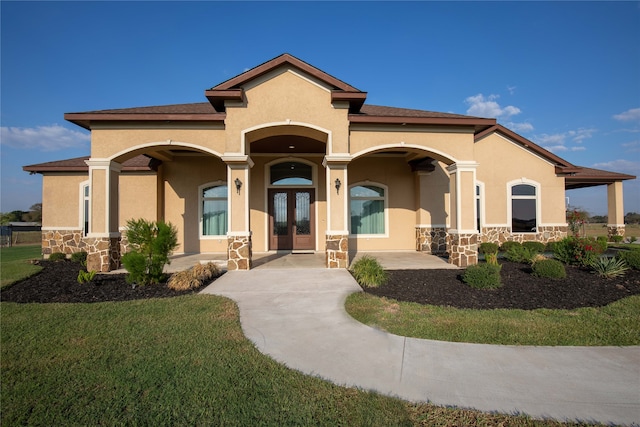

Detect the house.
xmin=24 ymin=54 xmax=635 ymax=272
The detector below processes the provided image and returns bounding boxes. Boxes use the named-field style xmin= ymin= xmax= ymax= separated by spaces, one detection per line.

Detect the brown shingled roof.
xmin=564 ymin=167 xmax=636 ymax=190
xmin=23 ymin=155 xmax=158 ymax=174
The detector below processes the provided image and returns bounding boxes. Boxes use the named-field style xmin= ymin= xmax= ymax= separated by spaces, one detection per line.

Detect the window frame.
xmin=507 ymin=179 xmax=541 ymax=234
xmin=475 ymin=181 xmax=484 ymax=233
xmin=199 ymin=181 xmax=228 ymax=239
xmin=348 ymin=182 xmax=389 ymax=238
xmin=79 ymin=180 xmax=90 ymax=236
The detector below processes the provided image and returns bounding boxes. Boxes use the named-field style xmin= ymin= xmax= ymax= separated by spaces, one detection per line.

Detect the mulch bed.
xmin=366 ymin=262 xmax=640 ymax=310
xmin=3 ymin=259 xmax=640 ymax=310
xmin=0 ymin=260 xmax=200 ymax=304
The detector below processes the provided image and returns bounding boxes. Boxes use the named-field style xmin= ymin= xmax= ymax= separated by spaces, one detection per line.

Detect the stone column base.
xmin=326 ymin=234 xmax=348 ymax=268
xmin=84 ymin=236 xmax=121 ymax=272
xmin=416 ymin=227 xmax=448 ymax=255
xmin=42 ymin=229 xmax=84 ymax=256
xmin=448 ymin=233 xmax=478 ymax=267
xmin=607 ymin=225 xmax=625 ymax=240
xmin=228 ymin=234 xmax=252 ymax=271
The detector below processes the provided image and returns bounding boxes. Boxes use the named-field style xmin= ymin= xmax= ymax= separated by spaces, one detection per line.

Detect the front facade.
xmin=25 ymin=54 xmax=635 ymax=272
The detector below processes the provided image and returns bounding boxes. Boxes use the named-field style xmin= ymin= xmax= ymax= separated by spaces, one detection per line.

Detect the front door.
xmin=269 ymin=189 xmax=315 ymax=251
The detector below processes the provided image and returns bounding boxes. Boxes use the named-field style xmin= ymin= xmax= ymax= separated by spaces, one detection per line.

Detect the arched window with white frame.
xmin=349 ymin=183 xmax=387 ymax=235
xmin=509 ymin=180 xmax=540 ymax=233
xmin=200 ymin=183 xmax=228 ymax=237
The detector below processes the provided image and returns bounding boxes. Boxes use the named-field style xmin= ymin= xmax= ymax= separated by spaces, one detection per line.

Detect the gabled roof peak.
xmin=205 ymin=53 xmax=367 ymax=113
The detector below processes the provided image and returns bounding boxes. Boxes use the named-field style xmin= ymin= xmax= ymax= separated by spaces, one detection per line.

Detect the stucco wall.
xmin=162 ymin=155 xmax=227 ymax=253
xmin=475 ymin=133 xmax=567 ymax=227
xmin=347 ymin=156 xmax=417 ymax=250
xmin=42 ymin=174 xmax=88 ymax=228
xmin=119 ymin=173 xmax=157 ymax=225
xmin=224 ymin=68 xmax=351 ymax=155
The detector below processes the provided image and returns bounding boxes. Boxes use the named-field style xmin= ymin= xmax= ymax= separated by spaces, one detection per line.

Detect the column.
xmin=414 ymin=163 xmax=448 ymax=255
xmin=323 ymin=155 xmax=350 ymax=268
xmin=84 ymin=159 xmax=122 ymax=272
xmin=222 ymin=154 xmax=254 ymax=270
xmin=446 ymin=162 xmax=479 ymax=267
xmin=607 ymin=181 xmax=626 ymax=239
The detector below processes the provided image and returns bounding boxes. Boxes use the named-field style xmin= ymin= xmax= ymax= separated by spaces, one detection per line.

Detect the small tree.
xmin=566 ymin=209 xmax=588 ymax=237
xmin=121 ymin=218 xmax=179 ymax=285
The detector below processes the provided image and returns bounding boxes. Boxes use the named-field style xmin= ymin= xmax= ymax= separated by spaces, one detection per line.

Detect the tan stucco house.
xmin=24 ymin=54 xmax=635 ymax=272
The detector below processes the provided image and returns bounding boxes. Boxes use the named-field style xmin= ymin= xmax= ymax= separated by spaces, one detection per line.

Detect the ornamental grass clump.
xmin=531 ymin=259 xmax=566 ymax=279
xmin=462 ymin=263 xmax=502 ymax=289
xmin=591 ymin=257 xmax=629 ymax=279
xmin=350 ymin=255 xmax=388 ymax=288
xmin=121 ymin=218 xmax=179 ymax=286
xmin=167 ymin=262 xmax=221 ymax=291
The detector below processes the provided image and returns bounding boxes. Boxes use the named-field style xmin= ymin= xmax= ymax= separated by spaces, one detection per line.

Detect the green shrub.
xmin=167 ymin=262 xmax=221 ymax=291
xmin=505 ymin=245 xmax=536 ymax=264
xmin=618 ymin=250 xmax=640 ymax=270
xmin=48 ymin=252 xmax=66 ymax=262
xmin=591 ymin=257 xmax=629 ymax=278
xmin=121 ymin=218 xmax=179 ymax=286
xmin=77 ymin=270 xmax=97 ymax=284
xmin=479 ymin=242 xmax=499 ymax=255
xmin=553 ymin=237 xmax=603 ymax=267
xmin=629 ymin=236 xmax=638 ymax=244
xmin=611 ymin=235 xmax=624 ymax=243
xmin=500 ymin=241 xmax=521 ymax=252
xmin=71 ymin=251 xmax=88 ymax=266
xmin=350 ymin=255 xmax=388 ymax=288
xmin=545 ymin=241 xmax=559 ymax=253
xmin=532 ymin=259 xmax=566 ymax=279
xmin=522 ymin=241 xmax=545 ymax=254
xmin=596 ymin=236 xmax=608 ymax=252
xmin=462 ymin=263 xmax=502 ymax=289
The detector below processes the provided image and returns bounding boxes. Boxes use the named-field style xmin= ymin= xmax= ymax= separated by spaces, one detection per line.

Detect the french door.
xmin=268 ymin=189 xmax=315 ymax=251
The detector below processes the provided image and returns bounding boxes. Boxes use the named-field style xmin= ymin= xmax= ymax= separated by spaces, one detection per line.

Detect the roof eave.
xmin=64 ymin=113 xmax=226 ymax=130
xmin=350 ymin=115 xmax=496 ymax=128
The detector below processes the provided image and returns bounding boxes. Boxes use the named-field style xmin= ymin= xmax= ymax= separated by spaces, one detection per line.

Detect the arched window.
xmin=350 ymin=184 xmax=386 ymax=235
xmin=270 ymin=161 xmax=313 ymax=186
xmin=511 ymin=183 xmax=538 ymax=233
xmin=201 ymin=184 xmax=228 ymax=236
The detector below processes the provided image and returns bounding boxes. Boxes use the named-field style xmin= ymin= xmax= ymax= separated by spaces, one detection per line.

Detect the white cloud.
xmin=613 ymin=108 xmax=640 ymax=122
xmin=592 ymin=159 xmax=639 ymax=174
xmin=534 ymin=128 xmax=596 ymax=153
xmin=622 ymin=140 xmax=640 ymax=152
xmin=0 ymin=124 xmax=90 ymax=151
xmin=507 ymin=85 xmax=517 ymax=95
xmin=465 ymin=94 xmax=521 ymax=119
xmin=505 ymin=121 xmax=534 ymax=133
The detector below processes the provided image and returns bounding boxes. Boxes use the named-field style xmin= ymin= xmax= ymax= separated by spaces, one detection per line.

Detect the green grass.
xmin=0 ymin=245 xmax=42 ymax=288
xmin=345 ymin=293 xmax=640 ymax=346
xmin=1 ymin=297 xmax=591 ymax=426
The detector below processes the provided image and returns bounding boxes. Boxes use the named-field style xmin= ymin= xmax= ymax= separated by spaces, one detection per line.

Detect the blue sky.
xmin=1 ymin=1 xmax=639 ymax=216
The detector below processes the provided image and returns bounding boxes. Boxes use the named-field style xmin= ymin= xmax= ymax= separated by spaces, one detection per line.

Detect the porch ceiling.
xmin=250 ymin=135 xmax=326 ymax=154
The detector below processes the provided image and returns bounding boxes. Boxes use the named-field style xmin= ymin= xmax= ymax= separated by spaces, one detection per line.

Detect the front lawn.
xmin=0 ymin=245 xmax=42 ymax=288
xmin=0 ymin=296 xmax=586 ymax=426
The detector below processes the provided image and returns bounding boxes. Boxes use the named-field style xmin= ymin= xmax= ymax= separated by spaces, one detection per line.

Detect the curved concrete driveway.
xmin=201 ymin=268 xmax=640 ymax=426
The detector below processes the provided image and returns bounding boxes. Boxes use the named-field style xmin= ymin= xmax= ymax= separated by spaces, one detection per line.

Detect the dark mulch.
xmin=3 ymin=259 xmax=640 ymax=310
xmin=0 ymin=260 xmax=201 ymax=304
xmin=364 ymin=262 xmax=640 ymax=310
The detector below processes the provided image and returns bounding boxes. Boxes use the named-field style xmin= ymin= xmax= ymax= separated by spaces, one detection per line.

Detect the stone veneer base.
xmin=607 ymin=225 xmax=625 ymax=239
xmin=448 ymin=233 xmax=478 ymax=267
xmin=479 ymin=226 xmax=567 ymax=245
xmin=415 ymin=227 xmax=448 ymax=255
xmin=42 ymin=230 xmax=121 ymax=272
xmin=326 ymin=234 xmax=348 ymax=268
xmin=228 ymin=234 xmax=252 ymax=271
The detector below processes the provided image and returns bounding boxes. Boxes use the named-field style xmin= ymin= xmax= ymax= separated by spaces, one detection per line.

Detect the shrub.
xmin=545 ymin=241 xmax=559 ymax=253
xmin=48 ymin=252 xmax=66 ymax=262
xmin=485 ymin=253 xmax=499 ymax=266
xmin=77 ymin=270 xmax=97 ymax=284
xmin=591 ymin=257 xmax=629 ymax=278
xmin=505 ymin=245 xmax=536 ymax=264
xmin=618 ymin=250 xmax=640 ymax=270
xmin=629 ymin=236 xmax=638 ymax=244
xmin=71 ymin=251 xmax=88 ymax=266
xmin=462 ymin=263 xmax=502 ymax=289
xmin=500 ymin=241 xmax=521 ymax=252
xmin=522 ymin=241 xmax=545 ymax=254
xmin=479 ymin=242 xmax=498 ymax=255
xmin=532 ymin=259 xmax=566 ymax=279
xmin=553 ymin=237 xmax=603 ymax=267
xmin=121 ymin=218 xmax=179 ymax=286
xmin=611 ymin=235 xmax=624 ymax=243
xmin=167 ymin=262 xmax=221 ymax=291
xmin=596 ymin=236 xmax=608 ymax=252
xmin=350 ymin=255 xmax=388 ymax=288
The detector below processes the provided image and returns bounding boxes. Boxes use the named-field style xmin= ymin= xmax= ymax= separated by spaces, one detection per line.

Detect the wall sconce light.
xmin=334 ymin=178 xmax=341 ymax=194
xmin=234 ymin=177 xmax=242 ymax=195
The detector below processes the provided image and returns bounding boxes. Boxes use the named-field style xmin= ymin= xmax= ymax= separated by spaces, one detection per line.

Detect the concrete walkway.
xmin=201 ymin=268 xmax=640 ymax=426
